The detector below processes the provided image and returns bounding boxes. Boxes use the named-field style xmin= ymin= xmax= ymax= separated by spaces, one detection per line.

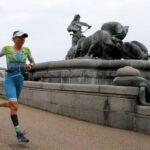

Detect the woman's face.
xmin=13 ymin=37 xmax=25 ymax=48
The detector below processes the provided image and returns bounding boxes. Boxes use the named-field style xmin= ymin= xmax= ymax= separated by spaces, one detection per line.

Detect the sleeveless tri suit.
xmin=0 ymin=46 xmax=33 ymax=101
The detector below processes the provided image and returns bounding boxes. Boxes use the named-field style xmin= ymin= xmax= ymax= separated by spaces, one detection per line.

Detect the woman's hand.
xmin=25 ymin=64 xmax=33 ymax=71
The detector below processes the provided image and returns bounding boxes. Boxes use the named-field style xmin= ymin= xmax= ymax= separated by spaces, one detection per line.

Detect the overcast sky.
xmin=0 ymin=0 xmax=150 ymax=67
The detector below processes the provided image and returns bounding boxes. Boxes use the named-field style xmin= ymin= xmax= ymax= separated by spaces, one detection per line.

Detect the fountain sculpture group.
xmin=65 ymin=15 xmax=150 ymax=106
xmin=66 ymin=16 xmax=148 ymax=60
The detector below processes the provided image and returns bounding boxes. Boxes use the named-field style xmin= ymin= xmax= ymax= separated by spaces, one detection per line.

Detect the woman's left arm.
xmin=26 ymin=50 xmax=35 ymax=71
xmin=28 ymin=50 xmax=35 ymax=65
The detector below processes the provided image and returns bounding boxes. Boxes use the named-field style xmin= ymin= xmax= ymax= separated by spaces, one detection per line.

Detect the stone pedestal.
xmin=28 ymin=59 xmax=150 ymax=85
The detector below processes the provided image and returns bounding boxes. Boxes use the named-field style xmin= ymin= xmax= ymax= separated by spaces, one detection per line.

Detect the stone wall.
xmin=1 ymin=80 xmax=150 ymax=135
xmin=135 ymin=106 xmax=150 ymax=134
xmin=28 ymin=59 xmax=150 ymax=85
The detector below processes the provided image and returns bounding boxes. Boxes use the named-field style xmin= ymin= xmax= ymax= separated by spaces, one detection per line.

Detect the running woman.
xmin=0 ymin=31 xmax=35 ymax=144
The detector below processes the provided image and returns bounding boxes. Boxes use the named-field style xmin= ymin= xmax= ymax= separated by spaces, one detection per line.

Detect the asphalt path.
xmin=0 ymin=104 xmax=150 ymax=150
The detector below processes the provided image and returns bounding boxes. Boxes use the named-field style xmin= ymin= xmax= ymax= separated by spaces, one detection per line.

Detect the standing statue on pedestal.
xmin=67 ymin=14 xmax=92 ymax=47
xmin=66 ymin=14 xmax=92 ymax=59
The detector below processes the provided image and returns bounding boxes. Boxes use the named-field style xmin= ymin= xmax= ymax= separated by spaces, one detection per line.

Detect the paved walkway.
xmin=0 ymin=104 xmax=150 ymax=150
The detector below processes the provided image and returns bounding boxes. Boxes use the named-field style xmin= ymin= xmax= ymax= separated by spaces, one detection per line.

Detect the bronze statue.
xmin=66 ymin=14 xmax=91 ymax=59
xmin=66 ymin=20 xmax=149 ymax=60
xmin=75 ymin=22 xmax=128 ymax=59
xmin=67 ymin=14 xmax=91 ymax=47
xmin=101 ymin=22 xmax=129 ymax=40
xmin=122 ymin=41 xmax=148 ymax=60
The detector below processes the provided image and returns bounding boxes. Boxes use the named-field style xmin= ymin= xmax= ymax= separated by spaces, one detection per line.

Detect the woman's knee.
xmin=9 ymin=101 xmax=19 ymax=114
